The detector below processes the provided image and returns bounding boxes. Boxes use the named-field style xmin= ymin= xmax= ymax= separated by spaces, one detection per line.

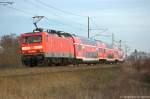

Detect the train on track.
xmin=20 ymin=16 xmax=124 ymax=67
xmin=20 ymin=28 xmax=124 ymax=67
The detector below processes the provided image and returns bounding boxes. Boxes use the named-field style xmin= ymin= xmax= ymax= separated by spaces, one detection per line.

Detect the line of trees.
xmin=0 ymin=34 xmax=22 ymax=68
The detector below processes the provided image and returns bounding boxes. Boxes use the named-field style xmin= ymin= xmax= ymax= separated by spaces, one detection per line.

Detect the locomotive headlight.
xmin=22 ymin=47 xmax=30 ymax=50
xmin=34 ymin=45 xmax=43 ymax=49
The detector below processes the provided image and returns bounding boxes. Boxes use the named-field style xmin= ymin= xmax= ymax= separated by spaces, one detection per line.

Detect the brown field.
xmin=0 ymin=64 xmax=150 ymax=99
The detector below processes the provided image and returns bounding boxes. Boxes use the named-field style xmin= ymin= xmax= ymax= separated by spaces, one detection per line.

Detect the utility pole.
xmin=87 ymin=17 xmax=108 ymax=39
xmin=112 ymin=33 xmax=114 ymax=47
xmin=125 ymin=44 xmax=128 ymax=58
xmin=119 ymin=40 xmax=122 ymax=48
xmin=124 ymin=44 xmax=130 ymax=58
xmin=88 ymin=16 xmax=90 ymax=38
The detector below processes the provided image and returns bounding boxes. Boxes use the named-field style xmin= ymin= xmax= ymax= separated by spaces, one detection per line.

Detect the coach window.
xmin=115 ymin=51 xmax=118 ymax=55
xmin=96 ymin=48 xmax=99 ymax=52
xmin=78 ymin=45 xmax=82 ymax=51
xmin=104 ymin=49 xmax=106 ymax=53
xmin=99 ymin=48 xmax=101 ymax=52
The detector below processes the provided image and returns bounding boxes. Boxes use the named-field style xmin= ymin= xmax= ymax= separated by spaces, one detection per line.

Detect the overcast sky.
xmin=0 ymin=0 xmax=150 ymax=53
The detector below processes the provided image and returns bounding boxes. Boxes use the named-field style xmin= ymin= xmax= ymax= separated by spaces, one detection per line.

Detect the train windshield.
xmin=22 ymin=35 xmax=42 ymax=43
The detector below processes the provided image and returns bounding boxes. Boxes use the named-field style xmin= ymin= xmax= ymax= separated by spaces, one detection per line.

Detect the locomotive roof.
xmin=75 ymin=36 xmax=98 ymax=46
xmin=107 ymin=44 xmax=113 ymax=48
xmin=46 ymin=29 xmax=74 ymax=37
xmin=22 ymin=29 xmax=117 ymax=49
xmin=23 ymin=29 xmax=75 ymax=37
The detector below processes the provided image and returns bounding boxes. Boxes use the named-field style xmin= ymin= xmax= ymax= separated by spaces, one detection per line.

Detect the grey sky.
xmin=0 ymin=0 xmax=150 ymax=53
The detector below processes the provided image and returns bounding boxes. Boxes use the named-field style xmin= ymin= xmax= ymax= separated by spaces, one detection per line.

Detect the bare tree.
xmin=0 ymin=34 xmax=21 ymax=67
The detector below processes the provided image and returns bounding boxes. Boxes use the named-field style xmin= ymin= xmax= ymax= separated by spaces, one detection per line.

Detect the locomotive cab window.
xmin=22 ymin=35 xmax=42 ymax=43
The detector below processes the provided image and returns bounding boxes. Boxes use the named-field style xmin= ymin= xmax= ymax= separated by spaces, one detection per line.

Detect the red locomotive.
xmin=20 ymin=29 xmax=124 ymax=66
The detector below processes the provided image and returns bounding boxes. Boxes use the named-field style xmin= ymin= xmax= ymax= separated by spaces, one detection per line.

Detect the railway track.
xmin=0 ymin=64 xmax=122 ymax=78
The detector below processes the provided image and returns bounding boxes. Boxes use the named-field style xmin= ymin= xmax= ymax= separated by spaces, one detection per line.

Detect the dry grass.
xmin=127 ymin=57 xmax=150 ymax=84
xmin=0 ymin=66 xmax=119 ymax=99
xmin=0 ymin=63 xmax=150 ymax=99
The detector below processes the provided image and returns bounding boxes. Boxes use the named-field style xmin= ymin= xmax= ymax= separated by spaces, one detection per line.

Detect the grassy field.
xmin=0 ymin=64 xmax=150 ymax=99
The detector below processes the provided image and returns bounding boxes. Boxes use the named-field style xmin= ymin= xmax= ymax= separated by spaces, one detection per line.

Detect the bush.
xmin=129 ymin=52 xmax=150 ymax=84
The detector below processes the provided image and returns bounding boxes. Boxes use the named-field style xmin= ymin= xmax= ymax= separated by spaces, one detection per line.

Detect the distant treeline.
xmin=0 ymin=34 xmax=21 ymax=68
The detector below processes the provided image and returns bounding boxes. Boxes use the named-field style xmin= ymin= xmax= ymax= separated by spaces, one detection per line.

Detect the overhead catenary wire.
xmin=23 ymin=0 xmax=87 ymax=31
xmin=90 ymin=28 xmax=110 ymax=39
xmin=3 ymin=1 xmax=104 ymax=34
xmin=4 ymin=4 xmax=115 ymax=42
xmin=1 ymin=1 xmax=107 ymax=32
xmin=1 ymin=1 xmax=127 ymax=51
xmin=88 ymin=17 xmax=110 ymax=39
xmin=24 ymin=0 xmax=88 ymax=27
xmin=35 ymin=0 xmax=87 ymax=18
xmin=90 ymin=18 xmax=107 ymax=31
xmin=23 ymin=0 xmax=39 ymax=15
xmin=2 ymin=1 xmax=116 ymax=41
xmin=5 ymin=5 xmax=35 ymax=16
xmin=0 ymin=1 xmax=14 ymax=5
xmin=45 ymin=17 xmax=86 ymax=32
xmin=90 ymin=18 xmax=99 ymax=29
xmin=3 ymin=1 xmax=106 ymax=32
xmin=3 ymin=4 xmax=87 ymax=32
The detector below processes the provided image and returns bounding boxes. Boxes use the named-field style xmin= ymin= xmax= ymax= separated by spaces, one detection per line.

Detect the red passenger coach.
xmin=97 ymin=41 xmax=107 ymax=63
xmin=73 ymin=36 xmax=99 ymax=63
xmin=106 ymin=47 xmax=115 ymax=62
